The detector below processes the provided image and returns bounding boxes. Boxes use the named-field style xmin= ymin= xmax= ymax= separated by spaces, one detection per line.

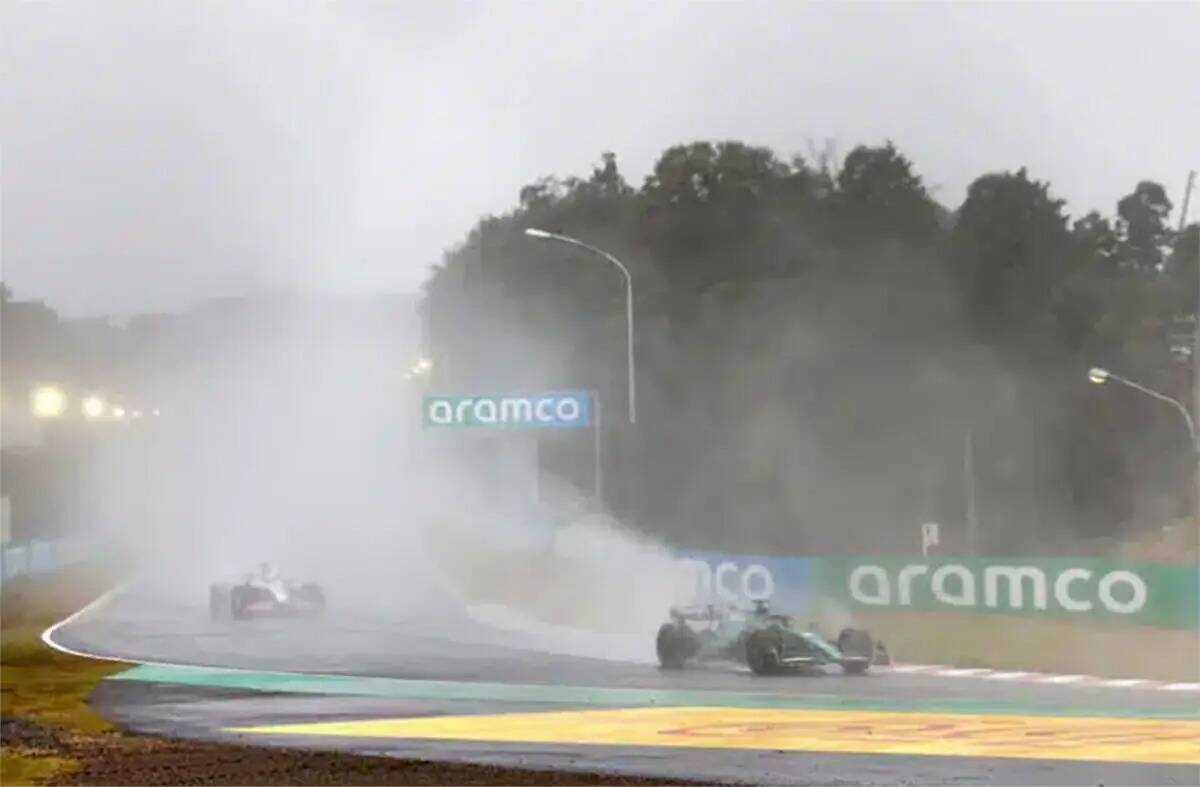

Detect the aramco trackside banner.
xmin=674 ymin=551 xmax=1199 ymax=629
xmin=423 ymin=391 xmax=591 ymax=429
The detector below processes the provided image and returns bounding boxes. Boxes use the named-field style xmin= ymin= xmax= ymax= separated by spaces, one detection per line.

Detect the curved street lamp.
xmin=1088 ymin=367 xmax=1196 ymax=446
xmin=524 ymin=228 xmax=636 ymax=425
xmin=1089 ymin=366 xmax=1199 ymax=522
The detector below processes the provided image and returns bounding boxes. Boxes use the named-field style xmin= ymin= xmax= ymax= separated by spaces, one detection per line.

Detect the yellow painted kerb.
xmin=230 ymin=706 xmax=1200 ymax=765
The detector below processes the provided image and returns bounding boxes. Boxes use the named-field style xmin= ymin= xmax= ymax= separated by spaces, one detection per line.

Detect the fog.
xmin=3 ymin=1 xmax=1196 ymax=671
xmin=41 ymin=294 xmax=698 ymax=662
xmin=3 ymin=1 xmax=1197 ymax=317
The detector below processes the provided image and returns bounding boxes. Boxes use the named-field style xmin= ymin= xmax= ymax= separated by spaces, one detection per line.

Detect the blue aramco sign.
xmin=422 ymin=391 xmax=591 ymax=429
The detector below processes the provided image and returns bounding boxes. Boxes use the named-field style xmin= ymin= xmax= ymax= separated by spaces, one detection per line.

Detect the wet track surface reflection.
xmin=59 ymin=580 xmax=1200 ymax=786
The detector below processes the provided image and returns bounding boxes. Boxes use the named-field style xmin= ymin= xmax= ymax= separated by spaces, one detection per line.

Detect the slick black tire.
xmin=230 ymin=586 xmax=252 ymax=620
xmin=837 ymin=627 xmax=874 ymax=674
xmin=296 ymin=584 xmax=326 ymax=618
xmin=746 ymin=630 xmax=783 ymax=675
xmin=656 ymin=623 xmax=695 ymax=669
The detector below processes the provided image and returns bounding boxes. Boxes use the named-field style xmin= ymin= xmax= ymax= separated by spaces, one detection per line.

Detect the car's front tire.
xmin=295 ymin=584 xmax=326 ymax=618
xmin=837 ymin=627 xmax=874 ymax=657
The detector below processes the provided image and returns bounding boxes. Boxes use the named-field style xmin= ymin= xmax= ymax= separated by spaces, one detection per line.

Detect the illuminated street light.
xmin=31 ymin=385 xmax=67 ymax=419
xmin=524 ymin=227 xmax=637 ymax=424
xmin=415 ymin=358 xmax=433 ymax=373
xmin=1087 ymin=366 xmax=1194 ymax=443
xmin=152 ymin=408 xmax=161 ymax=417
xmin=112 ymin=406 xmax=126 ymax=420
xmin=81 ymin=395 xmax=107 ymax=420
xmin=131 ymin=410 xmax=143 ymax=419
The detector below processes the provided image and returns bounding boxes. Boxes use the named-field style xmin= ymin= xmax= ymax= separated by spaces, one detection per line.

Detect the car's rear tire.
xmin=656 ymin=623 xmax=695 ymax=669
xmin=230 ymin=586 xmax=252 ymax=620
xmin=746 ymin=630 xmax=783 ymax=675
xmin=296 ymin=584 xmax=326 ymax=618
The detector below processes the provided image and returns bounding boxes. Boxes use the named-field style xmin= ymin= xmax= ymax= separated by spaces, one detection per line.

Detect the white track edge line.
xmin=40 ymin=580 xmax=139 ymax=663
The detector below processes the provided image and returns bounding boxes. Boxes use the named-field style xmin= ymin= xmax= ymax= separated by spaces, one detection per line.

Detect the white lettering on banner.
xmin=897 ymin=564 xmax=929 ymax=605
xmin=425 ymin=393 xmax=587 ymax=427
xmin=474 ymin=399 xmax=497 ymax=424
xmin=741 ymin=564 xmax=775 ymax=601
xmin=849 ymin=565 xmax=890 ymax=605
xmin=1098 ymin=570 xmax=1147 ymax=614
xmin=557 ymin=398 xmax=580 ymax=422
xmin=500 ymin=398 xmax=533 ymax=422
xmin=1054 ymin=568 xmax=1093 ymax=612
xmin=676 ymin=559 xmax=777 ymax=603
xmin=843 ymin=562 xmax=1152 ymax=617
xmin=985 ymin=566 xmax=1048 ymax=610
xmin=931 ymin=564 xmax=975 ymax=606
xmin=715 ymin=562 xmax=740 ymax=602
xmin=429 ymin=401 xmax=453 ymax=425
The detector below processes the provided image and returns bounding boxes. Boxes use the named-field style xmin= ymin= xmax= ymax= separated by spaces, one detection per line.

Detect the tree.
xmin=637 ymin=141 xmax=791 ymax=286
xmin=953 ymin=168 xmax=1072 ymax=351
xmin=1116 ymin=181 xmax=1173 ymax=273
xmin=833 ymin=141 xmax=941 ymax=246
xmin=421 ymin=139 xmax=1191 ymax=550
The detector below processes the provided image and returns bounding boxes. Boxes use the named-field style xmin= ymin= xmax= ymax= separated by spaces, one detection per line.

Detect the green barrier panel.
xmin=809 ymin=556 xmax=1200 ymax=629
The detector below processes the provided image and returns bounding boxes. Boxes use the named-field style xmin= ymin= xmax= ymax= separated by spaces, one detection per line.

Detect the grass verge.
xmin=845 ymin=608 xmax=1200 ymax=681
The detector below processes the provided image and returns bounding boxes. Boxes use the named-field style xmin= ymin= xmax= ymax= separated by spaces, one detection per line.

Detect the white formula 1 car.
xmin=209 ymin=563 xmax=326 ymax=620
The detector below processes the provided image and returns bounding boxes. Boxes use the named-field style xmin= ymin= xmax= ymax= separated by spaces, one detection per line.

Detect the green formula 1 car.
xmin=655 ymin=600 xmax=890 ymax=675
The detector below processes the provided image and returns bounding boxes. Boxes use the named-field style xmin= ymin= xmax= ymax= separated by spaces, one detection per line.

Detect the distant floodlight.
xmin=112 ymin=406 xmax=126 ymax=419
xmin=31 ymin=385 xmax=67 ymax=419
xmin=1088 ymin=367 xmax=1110 ymax=385
xmin=524 ymin=228 xmax=553 ymax=239
xmin=151 ymin=408 xmax=162 ymax=417
xmin=131 ymin=410 xmax=143 ymax=419
xmin=81 ymin=395 xmax=106 ymax=420
xmin=415 ymin=357 xmax=433 ymax=373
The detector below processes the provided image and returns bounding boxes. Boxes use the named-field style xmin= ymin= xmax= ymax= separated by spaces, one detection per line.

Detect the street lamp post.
xmin=1089 ymin=366 xmax=1200 ymax=520
xmin=524 ymin=228 xmax=636 ymax=425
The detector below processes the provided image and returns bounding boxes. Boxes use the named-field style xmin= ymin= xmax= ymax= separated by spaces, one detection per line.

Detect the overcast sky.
xmin=2 ymin=1 xmax=1197 ymax=318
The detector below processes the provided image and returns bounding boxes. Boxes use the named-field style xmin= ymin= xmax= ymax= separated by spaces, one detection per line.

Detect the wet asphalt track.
xmin=59 ymin=580 xmax=1200 ymax=785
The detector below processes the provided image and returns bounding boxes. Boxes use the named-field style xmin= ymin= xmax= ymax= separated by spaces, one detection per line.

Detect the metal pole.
xmin=624 ymin=274 xmax=637 ymax=425
xmin=523 ymin=229 xmax=637 ymax=424
xmin=592 ymin=390 xmax=603 ymax=507
xmin=1183 ymin=171 xmax=1199 ymax=519
xmin=1105 ymin=372 xmax=1196 ymax=444
xmin=1109 ymin=369 xmax=1199 ymax=521
xmin=964 ymin=429 xmax=979 ymax=554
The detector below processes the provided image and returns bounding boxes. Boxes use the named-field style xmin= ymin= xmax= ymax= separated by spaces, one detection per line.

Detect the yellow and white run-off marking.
xmin=232 ymin=707 xmax=1200 ymax=765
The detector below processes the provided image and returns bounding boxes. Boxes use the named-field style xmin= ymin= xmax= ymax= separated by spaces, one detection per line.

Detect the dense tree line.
xmin=422 ymin=141 xmax=1197 ymax=555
